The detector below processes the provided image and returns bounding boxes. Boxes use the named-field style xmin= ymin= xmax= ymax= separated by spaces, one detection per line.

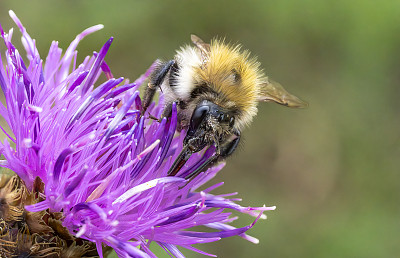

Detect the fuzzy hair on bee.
xmin=172 ymin=38 xmax=263 ymax=131
xmin=141 ymin=35 xmax=307 ymax=178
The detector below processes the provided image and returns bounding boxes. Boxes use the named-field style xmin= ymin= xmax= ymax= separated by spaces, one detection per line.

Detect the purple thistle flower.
xmin=0 ymin=11 xmax=275 ymax=257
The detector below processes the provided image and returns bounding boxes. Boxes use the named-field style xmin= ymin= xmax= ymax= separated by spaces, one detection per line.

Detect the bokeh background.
xmin=0 ymin=1 xmax=399 ymax=257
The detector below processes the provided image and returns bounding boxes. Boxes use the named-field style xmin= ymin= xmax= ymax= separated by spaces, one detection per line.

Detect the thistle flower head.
xmin=0 ymin=11 xmax=275 ymax=257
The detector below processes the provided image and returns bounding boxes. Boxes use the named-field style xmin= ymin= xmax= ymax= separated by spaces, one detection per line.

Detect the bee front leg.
xmin=141 ymin=60 xmax=175 ymax=116
xmin=161 ymin=102 xmax=174 ymax=119
xmin=184 ymin=130 xmax=241 ymax=179
xmin=147 ymin=101 xmax=175 ymax=123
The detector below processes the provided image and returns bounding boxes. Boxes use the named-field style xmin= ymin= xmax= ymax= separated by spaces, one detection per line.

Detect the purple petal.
xmin=64 ymin=166 xmax=88 ymax=197
xmin=53 ymin=147 xmax=75 ymax=181
xmin=9 ymin=10 xmax=38 ymax=61
xmin=59 ymin=24 xmax=104 ymax=80
xmin=68 ymin=70 xmax=89 ymax=93
xmin=103 ymin=90 xmax=139 ymax=141
xmin=156 ymin=203 xmax=200 ymax=226
xmin=158 ymin=243 xmax=185 ymax=258
xmin=113 ymin=177 xmax=186 ymax=205
xmin=180 ymin=245 xmax=217 ymax=257
xmin=0 ymin=52 xmax=8 ymax=93
xmin=66 ymin=77 xmax=123 ymax=129
xmin=0 ymin=125 xmax=15 ymax=143
xmin=25 ymin=200 xmax=51 ymax=212
xmin=93 ymin=52 xmax=113 ymax=79
xmin=105 ymin=83 xmax=136 ymax=100
xmin=81 ymin=37 xmax=113 ymax=95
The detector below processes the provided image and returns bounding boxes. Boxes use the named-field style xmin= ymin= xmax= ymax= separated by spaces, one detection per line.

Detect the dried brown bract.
xmin=0 ymin=173 xmax=110 ymax=258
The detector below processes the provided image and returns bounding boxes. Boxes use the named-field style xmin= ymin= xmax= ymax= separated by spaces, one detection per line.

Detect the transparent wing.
xmin=191 ymin=34 xmax=211 ymax=54
xmin=258 ymin=79 xmax=308 ymax=108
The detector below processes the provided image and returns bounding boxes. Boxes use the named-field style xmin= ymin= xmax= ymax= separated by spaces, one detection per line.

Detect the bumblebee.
xmin=142 ymin=35 xmax=307 ymax=179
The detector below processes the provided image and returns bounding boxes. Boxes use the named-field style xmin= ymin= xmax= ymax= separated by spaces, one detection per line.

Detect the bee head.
xmin=167 ymin=99 xmax=235 ymax=177
xmin=184 ymin=99 xmax=235 ymax=153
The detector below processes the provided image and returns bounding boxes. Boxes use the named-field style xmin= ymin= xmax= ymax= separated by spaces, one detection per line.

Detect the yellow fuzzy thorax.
xmin=194 ymin=40 xmax=264 ymax=128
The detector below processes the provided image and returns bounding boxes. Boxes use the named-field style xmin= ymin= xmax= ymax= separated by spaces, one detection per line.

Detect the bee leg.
xmin=141 ymin=83 xmax=157 ymax=116
xmin=168 ymin=144 xmax=194 ymax=177
xmin=148 ymin=113 xmax=162 ymax=122
xmin=147 ymin=101 xmax=175 ymax=123
xmin=141 ymin=60 xmax=175 ymax=116
xmin=161 ymin=102 xmax=173 ymax=119
xmin=219 ymin=130 xmax=241 ymax=159
xmin=184 ymin=130 xmax=241 ymax=180
xmin=145 ymin=101 xmax=175 ymax=123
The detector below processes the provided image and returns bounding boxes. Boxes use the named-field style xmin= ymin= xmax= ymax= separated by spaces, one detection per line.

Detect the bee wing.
xmin=191 ymin=34 xmax=211 ymax=56
xmin=258 ymin=79 xmax=308 ymax=108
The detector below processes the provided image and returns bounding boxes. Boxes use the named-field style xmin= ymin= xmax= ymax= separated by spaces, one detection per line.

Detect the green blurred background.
xmin=0 ymin=1 xmax=399 ymax=257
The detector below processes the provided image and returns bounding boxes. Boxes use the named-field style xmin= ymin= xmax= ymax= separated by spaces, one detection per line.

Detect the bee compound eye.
xmin=189 ymin=105 xmax=210 ymax=134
